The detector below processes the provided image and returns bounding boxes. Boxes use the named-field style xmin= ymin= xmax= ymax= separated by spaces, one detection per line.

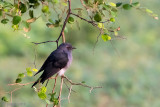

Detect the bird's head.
xmin=58 ymin=43 xmax=76 ymax=51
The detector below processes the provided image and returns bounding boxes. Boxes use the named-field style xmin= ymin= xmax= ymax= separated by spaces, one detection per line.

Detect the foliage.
xmin=0 ymin=0 xmax=159 ymax=107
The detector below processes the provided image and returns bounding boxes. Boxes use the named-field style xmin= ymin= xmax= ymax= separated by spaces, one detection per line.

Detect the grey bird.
xmin=32 ymin=43 xmax=76 ymax=87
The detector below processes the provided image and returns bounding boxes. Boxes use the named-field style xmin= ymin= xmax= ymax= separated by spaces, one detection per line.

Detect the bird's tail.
xmin=31 ymin=78 xmax=43 ymax=88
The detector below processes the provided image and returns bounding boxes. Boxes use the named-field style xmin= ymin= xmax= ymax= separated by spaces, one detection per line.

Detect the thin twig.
xmin=56 ymin=0 xmax=71 ymax=45
xmin=130 ymin=0 xmax=132 ymax=4
xmin=80 ymin=0 xmax=88 ymax=10
xmin=8 ymin=81 xmax=35 ymax=86
xmin=68 ymin=85 xmax=72 ymax=103
xmin=93 ymin=29 xmax=104 ymax=54
xmin=32 ymin=41 xmax=57 ymax=45
xmin=52 ymin=74 xmax=58 ymax=93
xmin=63 ymin=76 xmax=102 ymax=93
xmin=10 ymin=87 xmax=22 ymax=103
xmin=58 ymin=76 xmax=64 ymax=107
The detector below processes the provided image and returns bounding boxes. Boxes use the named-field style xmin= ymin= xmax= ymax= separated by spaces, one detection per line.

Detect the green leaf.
xmin=15 ymin=78 xmax=22 ymax=83
xmin=110 ymin=18 xmax=115 ymax=22
xmin=110 ymin=11 xmax=117 ymax=17
xmin=116 ymin=2 xmax=122 ymax=7
xmin=1 ymin=19 xmax=9 ymax=24
xmin=109 ymin=2 xmax=116 ymax=7
xmin=94 ymin=12 xmax=102 ymax=22
xmin=29 ymin=10 xmax=34 ymax=18
xmin=42 ymin=5 xmax=49 ymax=13
xmin=131 ymin=2 xmax=140 ymax=7
xmin=40 ymin=86 xmax=47 ymax=93
xmin=68 ymin=17 xmax=74 ymax=24
xmin=102 ymin=34 xmax=111 ymax=42
xmin=123 ymin=4 xmax=132 ymax=10
xmin=98 ymin=23 xmax=104 ymax=29
xmin=26 ymin=67 xmax=31 ymax=72
xmin=27 ymin=71 xmax=33 ymax=76
xmin=81 ymin=81 xmax=86 ymax=83
xmin=53 ymin=98 xmax=59 ymax=105
xmin=0 ymin=9 xmax=2 ymax=16
xmin=49 ymin=92 xmax=56 ymax=102
xmin=12 ymin=16 xmax=21 ymax=25
xmin=1 ymin=96 xmax=9 ymax=102
xmin=12 ymin=25 xmax=19 ymax=30
xmin=103 ymin=4 xmax=111 ymax=10
xmin=19 ymin=2 xmax=27 ymax=13
xmin=38 ymin=92 xmax=47 ymax=100
xmin=146 ymin=9 xmax=153 ymax=13
xmin=18 ymin=73 xmax=25 ymax=78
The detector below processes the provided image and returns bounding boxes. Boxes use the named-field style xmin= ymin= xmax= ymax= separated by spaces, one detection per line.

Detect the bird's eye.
xmin=66 ymin=46 xmax=70 ymax=49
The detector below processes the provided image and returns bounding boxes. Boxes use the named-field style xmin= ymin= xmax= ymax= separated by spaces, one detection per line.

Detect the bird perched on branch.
xmin=32 ymin=43 xmax=76 ymax=87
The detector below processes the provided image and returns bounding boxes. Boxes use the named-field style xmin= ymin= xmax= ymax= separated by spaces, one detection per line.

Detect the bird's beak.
xmin=72 ymin=47 xmax=76 ymax=49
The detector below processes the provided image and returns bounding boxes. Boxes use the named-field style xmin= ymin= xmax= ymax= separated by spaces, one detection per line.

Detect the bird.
xmin=32 ymin=43 xmax=76 ymax=88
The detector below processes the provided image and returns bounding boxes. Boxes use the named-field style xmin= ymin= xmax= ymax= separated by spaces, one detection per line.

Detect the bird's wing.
xmin=34 ymin=50 xmax=68 ymax=76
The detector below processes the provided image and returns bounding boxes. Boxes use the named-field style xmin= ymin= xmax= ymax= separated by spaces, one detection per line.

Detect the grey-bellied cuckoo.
xmin=32 ymin=43 xmax=75 ymax=87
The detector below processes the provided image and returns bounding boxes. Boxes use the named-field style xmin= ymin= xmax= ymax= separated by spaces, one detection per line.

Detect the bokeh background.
xmin=0 ymin=0 xmax=160 ymax=107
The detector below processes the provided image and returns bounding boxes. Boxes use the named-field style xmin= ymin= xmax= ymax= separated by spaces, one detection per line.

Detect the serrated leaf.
xmin=15 ymin=78 xmax=22 ymax=83
xmin=131 ymin=2 xmax=140 ymax=7
xmin=123 ymin=4 xmax=132 ymax=10
xmin=29 ymin=10 xmax=34 ymax=18
xmin=68 ymin=17 xmax=74 ymax=24
xmin=98 ymin=23 xmax=104 ymax=29
xmin=12 ymin=16 xmax=21 ymax=25
xmin=94 ymin=12 xmax=102 ymax=22
xmin=40 ymin=86 xmax=47 ymax=93
xmin=102 ymin=34 xmax=111 ymax=42
xmin=32 ymin=68 xmax=38 ymax=72
xmin=81 ymin=81 xmax=86 ymax=83
xmin=19 ymin=2 xmax=27 ymax=13
xmin=12 ymin=25 xmax=19 ymax=30
xmin=49 ymin=92 xmax=56 ymax=102
xmin=116 ymin=2 xmax=122 ymax=7
xmin=26 ymin=67 xmax=31 ymax=72
xmin=1 ymin=19 xmax=9 ymax=24
xmin=18 ymin=73 xmax=25 ymax=78
xmin=146 ymin=9 xmax=153 ymax=13
xmin=38 ymin=92 xmax=47 ymax=100
xmin=109 ymin=2 xmax=116 ymax=7
xmin=27 ymin=71 xmax=33 ymax=76
xmin=110 ymin=18 xmax=115 ymax=22
xmin=53 ymin=98 xmax=59 ymax=105
xmin=42 ymin=5 xmax=49 ymax=13
xmin=1 ymin=96 xmax=9 ymax=102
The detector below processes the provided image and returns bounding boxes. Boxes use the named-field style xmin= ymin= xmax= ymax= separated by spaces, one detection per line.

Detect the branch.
xmin=62 ymin=76 xmax=102 ymax=93
xmin=56 ymin=0 xmax=71 ymax=45
xmin=70 ymin=12 xmax=98 ymax=27
xmin=80 ymin=0 xmax=88 ymax=10
xmin=8 ymin=81 xmax=35 ymax=86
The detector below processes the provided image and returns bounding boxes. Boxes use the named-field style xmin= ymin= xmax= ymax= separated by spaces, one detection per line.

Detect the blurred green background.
xmin=0 ymin=0 xmax=160 ymax=107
